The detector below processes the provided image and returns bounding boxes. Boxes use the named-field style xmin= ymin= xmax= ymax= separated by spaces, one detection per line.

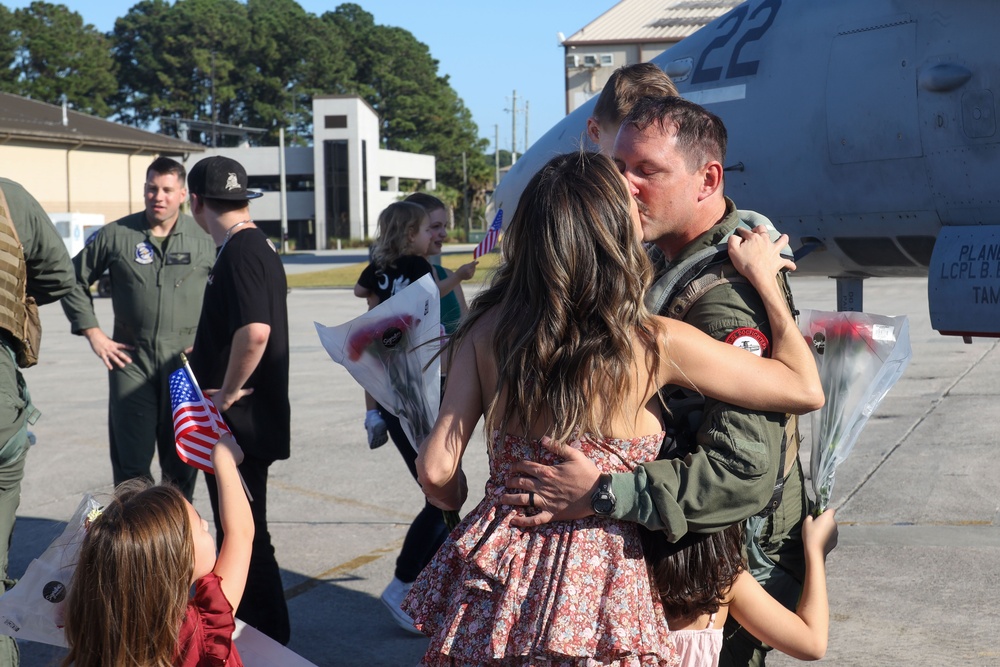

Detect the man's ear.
xmin=699 ymin=161 xmax=724 ymax=201
xmin=586 ymin=117 xmax=601 ymax=145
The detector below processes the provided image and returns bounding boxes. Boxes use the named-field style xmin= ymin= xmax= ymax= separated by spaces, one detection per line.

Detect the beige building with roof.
xmin=563 ymin=0 xmax=743 ymax=113
xmin=0 ymin=92 xmax=203 ymax=222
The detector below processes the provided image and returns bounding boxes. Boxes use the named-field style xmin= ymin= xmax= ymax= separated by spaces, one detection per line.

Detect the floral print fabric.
xmin=403 ymin=431 xmax=678 ymax=667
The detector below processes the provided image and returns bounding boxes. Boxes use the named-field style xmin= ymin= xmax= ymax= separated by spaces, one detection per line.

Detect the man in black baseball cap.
xmin=187 ymin=155 xmax=263 ymax=202
xmin=187 ymin=153 xmax=292 ymax=643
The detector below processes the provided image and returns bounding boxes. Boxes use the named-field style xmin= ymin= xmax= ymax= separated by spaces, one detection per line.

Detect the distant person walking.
xmin=61 ymin=157 xmax=215 ymax=500
xmin=0 ymin=177 xmax=75 ymax=666
xmin=187 ymin=155 xmax=291 ymax=644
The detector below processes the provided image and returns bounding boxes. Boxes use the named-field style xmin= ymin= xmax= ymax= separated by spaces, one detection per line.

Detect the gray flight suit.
xmin=0 ymin=178 xmax=75 ymax=667
xmin=61 ymin=211 xmax=215 ymax=500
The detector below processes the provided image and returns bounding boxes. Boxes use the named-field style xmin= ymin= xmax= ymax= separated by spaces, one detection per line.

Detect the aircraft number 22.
xmin=691 ymin=0 xmax=781 ymax=85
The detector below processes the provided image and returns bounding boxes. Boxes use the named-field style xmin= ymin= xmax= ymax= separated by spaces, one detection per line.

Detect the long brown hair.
xmin=447 ymin=150 xmax=659 ymax=443
xmin=63 ymin=481 xmax=194 ymax=667
xmin=641 ymin=523 xmax=745 ymax=624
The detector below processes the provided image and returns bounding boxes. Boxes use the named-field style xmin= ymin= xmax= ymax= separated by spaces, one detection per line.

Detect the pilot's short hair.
xmin=146 ymin=156 xmax=186 ymax=185
xmin=622 ymin=96 xmax=727 ymax=169
xmin=592 ymin=63 xmax=679 ymax=127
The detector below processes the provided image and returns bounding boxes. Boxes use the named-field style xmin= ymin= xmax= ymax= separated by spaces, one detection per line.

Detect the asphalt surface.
xmin=8 ymin=270 xmax=999 ymax=666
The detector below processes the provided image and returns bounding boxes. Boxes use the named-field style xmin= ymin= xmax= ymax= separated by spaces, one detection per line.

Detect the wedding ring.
xmin=528 ymin=491 xmax=535 ymax=509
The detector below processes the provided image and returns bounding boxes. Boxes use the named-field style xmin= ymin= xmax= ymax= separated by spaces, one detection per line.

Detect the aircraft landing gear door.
xmin=928 ymin=228 xmax=1000 ymax=338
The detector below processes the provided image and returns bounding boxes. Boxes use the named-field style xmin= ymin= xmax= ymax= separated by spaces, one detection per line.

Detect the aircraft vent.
xmin=897 ymin=236 xmax=936 ymax=267
xmin=834 ymin=237 xmax=918 ymax=268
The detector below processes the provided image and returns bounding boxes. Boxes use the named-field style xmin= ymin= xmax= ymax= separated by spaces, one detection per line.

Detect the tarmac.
xmin=8 ymin=257 xmax=1000 ymax=666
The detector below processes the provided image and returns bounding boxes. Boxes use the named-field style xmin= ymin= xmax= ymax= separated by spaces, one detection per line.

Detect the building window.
xmin=325 ymin=115 xmax=348 ymax=129
xmin=247 ymin=175 xmax=315 ymax=192
xmin=323 ymin=139 xmax=350 ymax=240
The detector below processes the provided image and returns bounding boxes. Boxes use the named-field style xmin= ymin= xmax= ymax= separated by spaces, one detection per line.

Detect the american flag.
xmin=169 ymin=366 xmax=230 ymax=473
xmin=473 ymin=209 xmax=503 ymax=259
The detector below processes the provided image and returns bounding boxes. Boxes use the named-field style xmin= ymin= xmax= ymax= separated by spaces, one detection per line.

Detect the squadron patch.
xmin=134 ymin=242 xmax=154 ymax=265
xmin=725 ymin=327 xmax=769 ymax=357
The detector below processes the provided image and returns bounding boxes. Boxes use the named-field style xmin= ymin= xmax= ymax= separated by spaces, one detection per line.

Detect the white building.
xmin=189 ymin=96 xmax=436 ymax=250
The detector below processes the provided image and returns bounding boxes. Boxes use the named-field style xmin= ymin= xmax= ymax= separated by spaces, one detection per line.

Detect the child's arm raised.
xmin=434 ymin=261 xmax=478 ymax=298
xmin=211 ymin=435 xmax=255 ymax=611
xmin=728 ymin=509 xmax=838 ymax=660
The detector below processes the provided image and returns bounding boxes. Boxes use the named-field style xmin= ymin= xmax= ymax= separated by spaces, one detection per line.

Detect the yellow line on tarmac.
xmin=284 ymin=539 xmax=404 ymax=601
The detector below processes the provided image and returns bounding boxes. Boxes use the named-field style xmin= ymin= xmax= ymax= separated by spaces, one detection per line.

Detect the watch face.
xmin=593 ymin=495 xmax=615 ymax=515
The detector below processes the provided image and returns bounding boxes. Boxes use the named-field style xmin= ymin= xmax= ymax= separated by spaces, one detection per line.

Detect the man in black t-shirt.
xmin=186 ymin=156 xmax=291 ymax=645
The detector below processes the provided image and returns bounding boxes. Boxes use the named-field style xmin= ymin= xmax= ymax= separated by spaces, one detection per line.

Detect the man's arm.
xmin=59 ymin=229 xmax=136 ymax=369
xmin=206 ymin=322 xmax=270 ymax=412
xmin=9 ymin=180 xmax=74 ymax=305
xmin=503 ymin=278 xmax=788 ymax=539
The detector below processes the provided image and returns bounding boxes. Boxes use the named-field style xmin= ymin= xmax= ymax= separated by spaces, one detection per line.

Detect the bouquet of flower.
xmin=0 ymin=494 xmax=102 ymax=646
xmin=315 ymin=274 xmax=441 ymax=452
xmin=798 ymin=309 xmax=912 ymax=513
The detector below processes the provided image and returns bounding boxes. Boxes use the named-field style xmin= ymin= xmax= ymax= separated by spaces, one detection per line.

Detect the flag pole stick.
xmin=180 ymin=353 xmax=254 ymax=502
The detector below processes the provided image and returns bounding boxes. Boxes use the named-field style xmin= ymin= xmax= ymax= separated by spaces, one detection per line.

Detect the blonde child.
xmin=63 ymin=435 xmax=252 ymax=667
xmin=353 ymin=201 xmax=476 ymax=632
xmin=642 ymin=509 xmax=839 ymax=666
xmin=356 ymin=201 xmax=475 ymax=449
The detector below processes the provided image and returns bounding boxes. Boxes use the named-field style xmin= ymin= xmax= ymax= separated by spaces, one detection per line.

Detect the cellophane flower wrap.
xmin=0 ymin=494 xmax=102 ymax=646
xmin=798 ymin=309 xmax=912 ymax=513
xmin=316 ymin=274 xmax=441 ymax=450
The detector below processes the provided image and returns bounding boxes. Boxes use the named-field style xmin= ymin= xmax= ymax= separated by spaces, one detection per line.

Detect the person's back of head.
xmin=371 ymin=201 xmax=428 ymax=269
xmin=640 ymin=523 xmax=744 ymax=624
xmin=621 ymin=95 xmax=728 ymax=171
xmin=589 ymin=63 xmax=678 ymax=154
xmin=453 ymin=150 xmax=657 ymax=443
xmin=63 ymin=481 xmax=193 ymax=667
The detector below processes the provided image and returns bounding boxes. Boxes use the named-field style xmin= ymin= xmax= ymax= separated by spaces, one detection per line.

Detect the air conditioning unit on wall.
xmin=582 ymin=53 xmax=615 ymax=68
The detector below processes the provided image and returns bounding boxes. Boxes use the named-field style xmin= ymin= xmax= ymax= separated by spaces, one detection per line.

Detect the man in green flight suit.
xmin=0 ymin=177 xmax=75 ymax=667
xmin=502 ymin=97 xmax=808 ymax=667
xmin=61 ymin=157 xmax=215 ymax=500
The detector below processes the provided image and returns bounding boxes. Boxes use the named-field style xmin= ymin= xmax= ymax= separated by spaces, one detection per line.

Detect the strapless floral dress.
xmin=402 ymin=431 xmax=678 ymax=667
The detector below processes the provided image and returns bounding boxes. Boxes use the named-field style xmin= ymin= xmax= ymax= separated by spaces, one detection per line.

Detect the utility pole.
xmin=462 ymin=151 xmax=470 ymax=239
xmin=210 ymin=50 xmax=217 ymax=148
xmin=494 ymin=124 xmax=500 ymax=187
xmin=279 ymin=127 xmax=289 ymax=254
xmin=524 ymin=100 xmax=529 ymax=152
xmin=511 ymin=89 xmax=517 ymax=163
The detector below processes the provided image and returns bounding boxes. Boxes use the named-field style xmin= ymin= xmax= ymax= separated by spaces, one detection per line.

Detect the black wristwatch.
xmin=591 ymin=473 xmax=616 ymax=516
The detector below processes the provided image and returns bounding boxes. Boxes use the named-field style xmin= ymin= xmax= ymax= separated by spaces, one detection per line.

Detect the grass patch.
xmin=286 ymin=251 xmax=501 ymax=289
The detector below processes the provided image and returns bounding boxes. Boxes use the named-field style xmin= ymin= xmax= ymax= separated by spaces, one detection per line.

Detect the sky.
xmin=7 ymin=0 xmax=618 ymax=153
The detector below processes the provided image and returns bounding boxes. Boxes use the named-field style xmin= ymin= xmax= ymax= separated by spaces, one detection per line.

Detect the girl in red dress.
xmin=63 ymin=434 xmax=252 ymax=667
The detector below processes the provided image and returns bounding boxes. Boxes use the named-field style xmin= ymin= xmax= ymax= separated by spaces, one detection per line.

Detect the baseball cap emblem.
xmin=225 ymin=173 xmax=240 ymax=191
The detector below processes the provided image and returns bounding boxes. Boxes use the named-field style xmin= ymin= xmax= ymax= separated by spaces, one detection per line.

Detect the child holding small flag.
xmin=63 ymin=434 xmax=252 ymax=667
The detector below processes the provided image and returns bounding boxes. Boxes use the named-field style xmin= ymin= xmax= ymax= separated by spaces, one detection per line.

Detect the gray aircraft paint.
xmin=491 ymin=0 xmax=1000 ymax=337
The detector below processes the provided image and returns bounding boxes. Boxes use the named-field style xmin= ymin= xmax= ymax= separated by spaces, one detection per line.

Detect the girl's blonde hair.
xmin=371 ymin=201 xmax=429 ymax=268
xmin=446 ymin=150 xmax=660 ymax=443
xmin=62 ymin=481 xmax=194 ymax=667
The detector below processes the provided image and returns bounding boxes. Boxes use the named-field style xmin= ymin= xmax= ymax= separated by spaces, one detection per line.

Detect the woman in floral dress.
xmin=402 ymin=151 xmax=824 ymax=666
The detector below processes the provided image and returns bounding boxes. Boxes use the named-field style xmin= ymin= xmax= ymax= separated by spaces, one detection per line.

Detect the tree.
xmin=243 ymin=0 xmax=354 ymax=145
xmin=112 ymin=0 xmax=251 ymax=139
xmin=323 ymin=5 xmax=491 ymax=195
xmin=0 ymin=5 xmax=16 ymax=90
xmin=5 ymin=1 xmax=117 ymax=116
